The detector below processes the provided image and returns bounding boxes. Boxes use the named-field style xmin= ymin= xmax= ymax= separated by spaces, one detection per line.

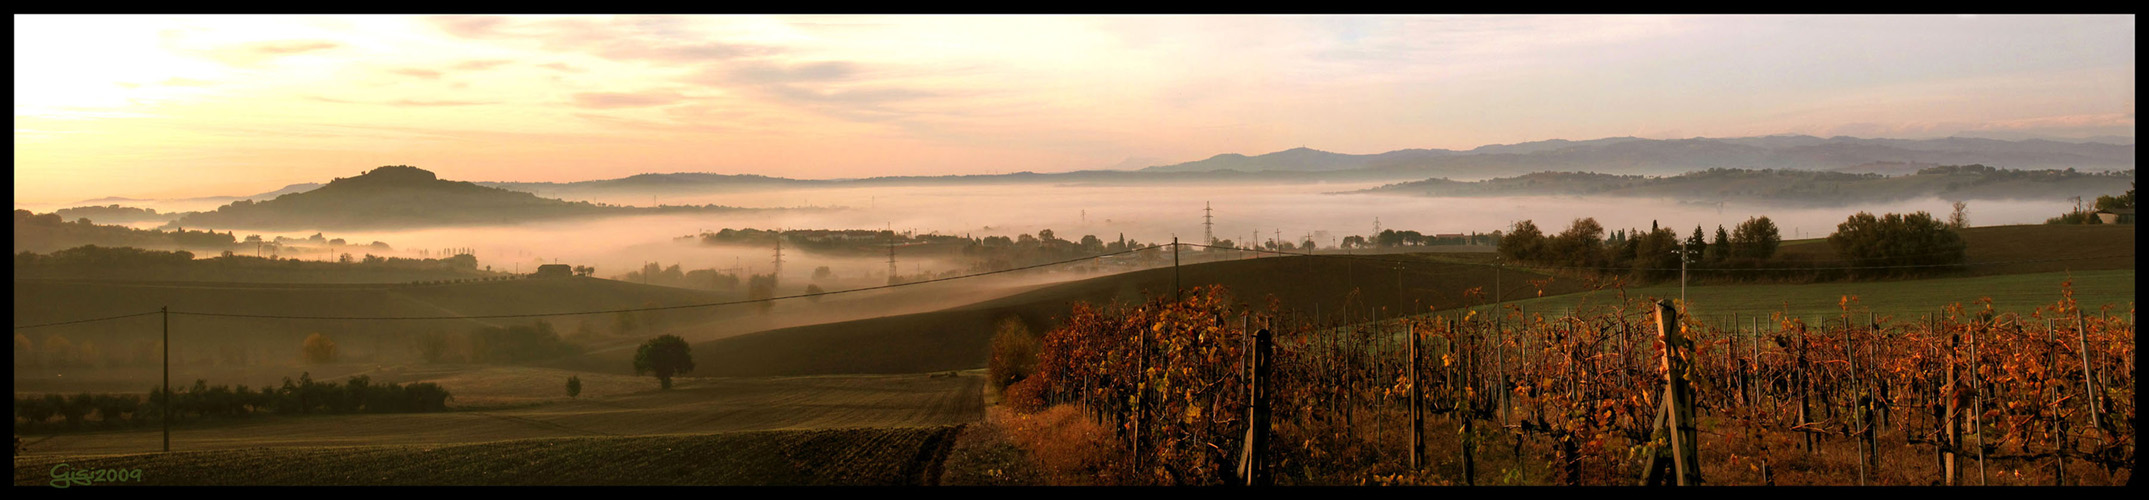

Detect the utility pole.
xmin=1677 ymin=242 xmax=1689 ymax=312
xmin=1172 ymin=236 xmax=1181 ymax=302
xmin=886 ymin=223 xmax=898 ymax=285
xmin=161 ymin=306 xmax=169 ymax=453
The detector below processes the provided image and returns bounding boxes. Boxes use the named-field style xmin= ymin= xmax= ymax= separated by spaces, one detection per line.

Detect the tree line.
xmin=15 ymin=374 xmax=451 ymax=433
xmin=1498 ymin=210 xmax=1966 ymax=281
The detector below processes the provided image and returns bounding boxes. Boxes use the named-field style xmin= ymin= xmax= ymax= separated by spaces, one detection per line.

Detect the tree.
xmin=1730 ymin=216 xmax=1782 ymax=260
xmin=804 ymin=283 xmax=826 ymax=302
xmin=1548 ymin=218 xmax=1606 ymax=268
xmin=1631 ymin=227 xmax=1681 ymax=281
xmin=987 ymin=317 xmax=1041 ymax=392
xmin=747 ymin=274 xmax=777 ymax=314
xmin=812 ymin=266 xmax=833 ymax=281
xmin=1498 ymin=220 xmax=1545 ymax=262
xmin=1949 ymin=201 xmax=1970 ymax=229
xmin=1708 ymin=225 xmax=1730 ymax=262
xmin=1684 ymin=225 xmax=1708 ymax=264
xmin=301 ymin=333 xmax=338 ymax=365
xmin=2093 ymin=182 xmax=2135 ymax=211
xmin=1827 ymin=211 xmax=1966 ymax=276
xmin=633 ymin=335 xmax=694 ymax=390
xmin=566 ymin=375 xmax=582 ymax=399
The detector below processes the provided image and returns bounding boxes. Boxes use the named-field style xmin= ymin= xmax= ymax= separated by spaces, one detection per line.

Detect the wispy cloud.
xmin=204 ymin=40 xmax=342 ymax=67
xmin=452 ymin=59 xmax=513 ymax=71
xmin=308 ymin=95 xmax=495 ymax=107
xmin=426 ymin=15 xmax=779 ymax=64
xmin=389 ymin=68 xmax=444 ymax=79
xmin=571 ymin=90 xmax=690 ymax=109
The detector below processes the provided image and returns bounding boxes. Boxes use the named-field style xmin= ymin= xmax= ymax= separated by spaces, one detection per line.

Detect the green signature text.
xmin=49 ymin=463 xmax=144 ymax=488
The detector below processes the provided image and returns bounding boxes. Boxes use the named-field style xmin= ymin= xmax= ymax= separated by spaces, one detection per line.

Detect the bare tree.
xmin=1949 ymin=201 xmax=1969 ymax=229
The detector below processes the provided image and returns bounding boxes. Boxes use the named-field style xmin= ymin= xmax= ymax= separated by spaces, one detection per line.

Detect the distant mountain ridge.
xmin=1138 ymin=135 xmax=2133 ymax=178
xmin=1360 ymin=165 xmax=2136 ymax=206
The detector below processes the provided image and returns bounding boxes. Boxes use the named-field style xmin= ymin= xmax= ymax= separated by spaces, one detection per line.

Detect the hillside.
xmin=170 ymin=166 xmax=750 ymax=231
xmin=582 ymin=252 xmax=1586 ymax=378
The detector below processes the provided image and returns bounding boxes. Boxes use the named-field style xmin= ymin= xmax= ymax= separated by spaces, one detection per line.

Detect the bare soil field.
xmin=15 ymin=425 xmax=965 ymax=486
xmin=563 ymin=254 xmax=1581 ymax=378
xmin=16 ymin=373 xmax=983 ymax=457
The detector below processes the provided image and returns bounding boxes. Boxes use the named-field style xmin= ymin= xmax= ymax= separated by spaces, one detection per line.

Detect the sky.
xmin=12 ymin=14 xmax=2137 ymax=204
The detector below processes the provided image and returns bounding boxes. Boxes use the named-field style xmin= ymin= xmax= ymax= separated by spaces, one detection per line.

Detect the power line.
xmin=12 ymin=310 xmax=162 ymax=331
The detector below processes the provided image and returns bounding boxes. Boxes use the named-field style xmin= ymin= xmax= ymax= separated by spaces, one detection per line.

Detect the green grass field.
xmin=1486 ymin=269 xmax=2134 ymax=324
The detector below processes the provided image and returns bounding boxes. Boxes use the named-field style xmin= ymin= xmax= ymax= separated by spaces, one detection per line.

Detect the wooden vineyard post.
xmin=1236 ymin=317 xmax=1272 ymax=486
xmin=1970 ymin=319 xmax=1987 ymax=485
xmin=1641 ymin=300 xmax=1701 ymax=486
xmin=2046 ymin=318 xmax=2065 ymax=486
xmin=2074 ymin=309 xmax=2102 ymax=438
xmin=1944 ymin=324 xmax=1961 ymax=486
xmin=1844 ymin=316 xmax=1866 ymax=486
xmin=1409 ymin=322 xmax=1424 ymax=471
xmin=1458 ymin=315 xmax=1477 ymax=486
xmin=1133 ymin=311 xmax=1148 ymax=479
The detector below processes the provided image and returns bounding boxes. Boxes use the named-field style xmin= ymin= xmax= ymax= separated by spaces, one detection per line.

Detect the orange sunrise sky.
xmin=13 ymin=14 xmax=2135 ymax=204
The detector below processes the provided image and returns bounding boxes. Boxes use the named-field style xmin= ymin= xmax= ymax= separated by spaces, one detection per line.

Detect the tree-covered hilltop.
xmin=172 ymin=165 xmax=751 ymax=231
xmin=1363 ymin=165 xmax=2136 ymax=206
xmin=52 ymin=205 xmax=184 ymax=225
xmin=14 ymin=209 xmax=238 ymax=254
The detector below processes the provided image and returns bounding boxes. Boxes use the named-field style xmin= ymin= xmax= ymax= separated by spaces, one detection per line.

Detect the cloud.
xmin=452 ymin=59 xmax=513 ymax=71
xmin=205 ymin=40 xmax=342 ymax=67
xmin=429 ymin=15 xmax=511 ymax=38
xmin=308 ymin=96 xmax=495 ymax=107
xmin=572 ymin=90 xmax=690 ymax=109
xmin=390 ymin=68 xmax=444 ymax=79
xmin=538 ymin=62 xmax=584 ymax=72
xmin=390 ymin=99 xmax=494 ymax=107
xmin=718 ymin=60 xmax=861 ymax=85
xmin=426 ymin=15 xmax=777 ymax=64
xmin=596 ymin=42 xmax=777 ymax=63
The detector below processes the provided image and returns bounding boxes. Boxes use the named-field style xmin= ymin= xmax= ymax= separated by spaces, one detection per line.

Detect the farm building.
xmin=2093 ymin=208 xmax=2133 ymax=224
xmin=533 ymin=264 xmax=574 ymax=278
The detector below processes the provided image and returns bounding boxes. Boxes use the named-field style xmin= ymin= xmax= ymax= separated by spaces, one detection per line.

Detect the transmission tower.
xmin=1203 ymin=202 xmax=1214 ymax=245
xmin=772 ymin=230 xmax=784 ymax=284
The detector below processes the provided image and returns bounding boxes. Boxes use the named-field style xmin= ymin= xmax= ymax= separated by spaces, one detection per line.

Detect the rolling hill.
xmin=170 ymin=166 xmax=751 ymax=231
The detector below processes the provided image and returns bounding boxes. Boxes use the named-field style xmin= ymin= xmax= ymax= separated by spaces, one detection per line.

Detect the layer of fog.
xmin=189 ymin=182 xmax=2090 ymax=283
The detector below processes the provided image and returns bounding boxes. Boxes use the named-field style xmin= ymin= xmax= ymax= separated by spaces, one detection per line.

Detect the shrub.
xmin=988 ymin=317 xmax=1041 ymax=392
xmin=301 ymin=333 xmax=338 ymax=364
